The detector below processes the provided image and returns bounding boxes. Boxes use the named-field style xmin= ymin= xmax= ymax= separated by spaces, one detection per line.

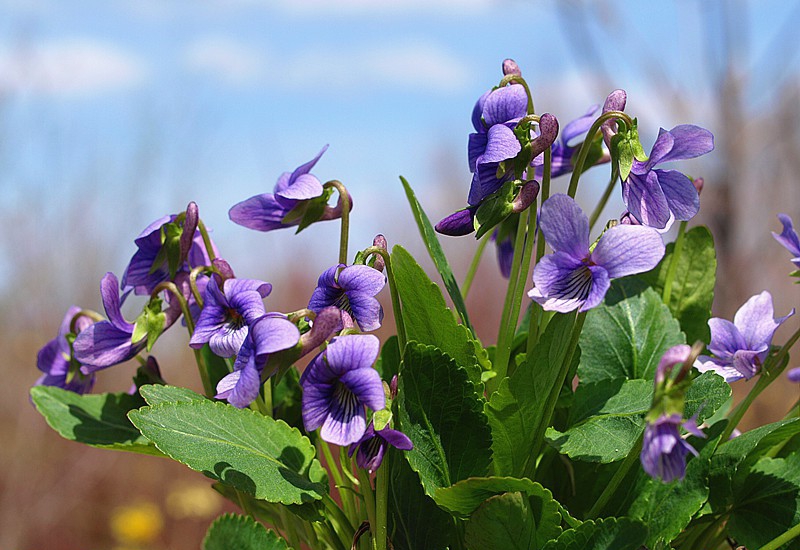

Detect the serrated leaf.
xmin=213 ymin=482 xmax=325 ymax=524
xmin=640 ymin=226 xmax=716 ymax=343
xmin=578 ymin=280 xmax=685 ymax=383
xmin=464 ymin=490 xmax=562 ymax=550
xmin=203 ymin=513 xmax=291 ymax=550
xmin=391 ymin=245 xmax=483 ymax=386
xmin=128 ymin=400 xmax=327 ymax=505
xmin=139 ymin=384 xmax=205 ymax=406
xmin=434 ymin=477 xmax=558 ymax=524
xmin=400 ymin=176 xmax=473 ymax=332
xmin=542 ymin=517 xmax=648 ymax=550
xmin=486 ymin=312 xmax=577 ymax=476
xmin=30 ymin=386 xmax=163 ymax=456
xmin=397 ymin=343 xmax=492 ymax=497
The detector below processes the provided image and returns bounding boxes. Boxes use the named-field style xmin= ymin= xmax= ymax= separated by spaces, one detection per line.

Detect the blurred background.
xmin=2 ymin=0 xmax=800 ymax=548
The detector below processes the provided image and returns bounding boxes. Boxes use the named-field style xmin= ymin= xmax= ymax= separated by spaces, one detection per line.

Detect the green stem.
xmin=192 ymin=349 xmax=214 ymax=397
xmin=319 ymin=439 xmax=346 ymax=492
xmin=662 ymin=221 xmax=688 ymax=305
xmin=761 ymin=521 xmax=800 ymax=550
xmin=498 ymin=74 xmax=535 ymax=114
xmin=197 ymin=220 xmax=217 ymax=262
xmin=586 ymin=432 xmax=643 ymax=518
xmin=278 ymin=506 xmax=302 ymax=550
xmin=567 ymin=111 xmax=633 ymax=198
xmin=374 ymin=453 xmax=390 ymax=550
xmin=323 ymin=494 xmax=356 ymax=547
xmin=489 ymin=208 xmax=531 ymax=394
xmin=364 ymin=247 xmax=407 ymax=356
xmin=261 ymin=378 xmax=273 ymax=417
xmin=462 ymin=233 xmax=491 ymax=299
xmin=720 ymin=324 xmax=800 ymax=442
xmin=588 ymin=166 xmax=619 ymax=231
xmin=356 ymin=468 xmax=377 ymax=550
xmin=152 ymin=281 xmax=195 ymax=333
xmin=189 ymin=266 xmax=206 ymax=307
xmin=338 ymin=447 xmax=359 ymax=528
xmin=325 ymin=180 xmax=351 ymax=265
xmin=318 ymin=520 xmax=347 ymax=550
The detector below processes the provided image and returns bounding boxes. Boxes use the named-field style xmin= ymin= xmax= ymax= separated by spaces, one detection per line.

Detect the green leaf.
xmin=578 ymin=280 xmax=685 ymax=383
xmin=611 ymin=133 xmax=634 ymax=181
xmin=375 ymin=335 xmax=401 ymax=380
xmin=683 ymin=371 xmax=732 ymax=423
xmin=203 ymin=513 xmax=291 ymax=550
xmin=391 ymin=245 xmax=483 ymax=386
xmin=128 ymin=400 xmax=327 ymax=505
xmin=388 ymin=449 xmax=456 ymax=550
xmin=213 ymin=482 xmax=325 ymax=524
xmin=132 ymin=297 xmax=166 ymax=351
xmin=30 ymin=386 xmax=163 ymax=456
xmin=485 ymin=312 xmax=577 ymax=476
xmin=464 ymin=490 xmax=562 ymax=550
xmin=200 ymin=344 xmax=233 ymax=394
xmin=542 ymin=517 xmax=648 ymax=550
xmin=400 ymin=176 xmax=473 ymax=332
xmin=272 ymin=367 xmax=303 ymax=429
xmin=473 ymin=180 xmax=516 ymax=239
xmin=397 ymin=343 xmax=492 ymax=497
xmin=640 ymin=226 xmax=716 ymax=343
xmin=727 ymin=454 xmax=800 ymax=550
xmin=139 ymin=384 xmax=205 ymax=406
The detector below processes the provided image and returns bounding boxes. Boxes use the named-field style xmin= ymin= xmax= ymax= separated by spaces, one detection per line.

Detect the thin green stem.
xmin=325 ymin=180 xmax=351 ymax=265
xmin=262 ymin=378 xmax=273 ymax=417
xmin=662 ymin=221 xmax=688 ymax=305
xmin=364 ymin=247 xmax=407 ymax=355
xmin=189 ymin=266 xmax=206 ymax=307
xmin=356 ymin=468 xmax=377 ymax=550
xmin=318 ymin=520 xmax=347 ymax=550
xmin=323 ymin=494 xmax=356 ymax=548
xmin=319 ymin=439 xmax=346 ymax=492
xmin=588 ymin=166 xmax=620 ymax=231
xmin=586 ymin=432 xmax=643 ymax=518
xmin=338 ymin=447 xmax=359 ymax=527
xmin=462 ymin=234 xmax=491 ymax=299
xmin=374 ymin=453 xmax=390 ymax=550
xmin=720 ymin=324 xmax=800 ymax=442
xmin=192 ymin=348 xmax=214 ymax=397
xmin=498 ymin=74 xmax=535 ymax=114
xmin=152 ymin=281 xmax=194 ymax=333
xmin=197 ymin=220 xmax=217 ymax=262
xmin=761 ymin=521 xmax=800 ymax=550
xmin=567 ymin=111 xmax=633 ymax=198
xmin=278 ymin=506 xmax=302 ymax=550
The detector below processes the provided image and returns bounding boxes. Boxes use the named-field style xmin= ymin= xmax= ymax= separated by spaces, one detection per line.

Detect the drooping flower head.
xmin=348 ymin=423 xmax=413 ymax=473
xmin=36 ymin=306 xmax=96 ymax=394
xmin=300 ymin=334 xmax=385 ymax=446
xmin=695 ymin=291 xmax=794 ymax=382
xmin=308 ymin=264 xmax=385 ymax=332
xmin=641 ymin=413 xmax=702 ymax=483
xmin=189 ymin=277 xmax=272 ymax=358
xmin=215 ymin=314 xmax=300 ymax=408
xmin=229 ymin=146 xmax=347 ymax=232
xmin=772 ymin=213 xmax=800 ymax=269
xmin=529 ymin=194 xmax=665 ymax=312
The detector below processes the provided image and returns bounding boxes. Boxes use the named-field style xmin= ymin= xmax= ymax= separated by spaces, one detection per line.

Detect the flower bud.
xmin=389 ymin=374 xmax=399 ymax=399
xmin=179 ymin=202 xmax=199 ymax=264
xmin=511 ymin=180 xmax=540 ymax=213
xmin=529 ymin=113 xmax=559 ymax=160
xmin=788 ymin=367 xmax=800 ymax=383
xmin=211 ymin=258 xmax=235 ymax=285
xmin=692 ymin=177 xmax=704 ymax=195
xmin=435 ymin=207 xmax=477 ymax=236
xmin=371 ymin=234 xmax=387 ymax=272
xmin=601 ymin=89 xmax=627 ymax=148
xmin=502 ymin=58 xmax=521 ymax=77
xmin=300 ymin=306 xmax=341 ymax=356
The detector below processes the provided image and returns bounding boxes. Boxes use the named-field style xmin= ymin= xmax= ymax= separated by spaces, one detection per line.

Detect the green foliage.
xmin=375 ymin=335 xmax=401 ymax=380
xmin=203 ymin=513 xmax=291 ymax=550
xmin=400 ymin=176 xmax=473 ymax=331
xmin=391 ymin=245 xmax=484 ymax=385
xmin=30 ymin=386 xmax=163 ymax=456
xmin=396 ymin=343 xmax=492 ymax=497
xmin=485 ymin=312 xmax=576 ymax=476
xmin=139 ymin=384 xmax=204 ymax=405
xmin=640 ymin=226 xmax=716 ymax=343
xmin=128 ymin=399 xmax=327 ymax=505
xmin=434 ymin=476 xmax=545 ymax=518
xmin=464 ymin=490 xmax=562 ymax=550
xmin=272 ymin=367 xmax=303 ymax=429
xmin=578 ymin=281 xmax=685 ymax=383
xmin=609 ymin=118 xmax=646 ymax=181
xmin=541 ymin=517 xmax=648 ymax=550
xmin=131 ymin=297 xmax=166 ymax=351
xmin=474 ymin=179 xmax=516 ymax=239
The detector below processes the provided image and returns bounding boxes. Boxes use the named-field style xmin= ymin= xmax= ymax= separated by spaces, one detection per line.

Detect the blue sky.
xmin=1 ymin=0 xmax=799 ymax=300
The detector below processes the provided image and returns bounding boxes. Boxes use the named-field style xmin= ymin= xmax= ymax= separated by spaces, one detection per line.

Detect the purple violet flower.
xmin=73 ymin=273 xmax=160 ymax=373
xmin=348 ymin=423 xmax=413 ymax=473
xmin=492 ymin=228 xmax=514 ymax=279
xmin=215 ymin=314 xmax=300 ymax=408
xmin=36 ymin=306 xmax=96 ymax=394
xmin=300 ymin=334 xmax=385 ymax=446
xmin=308 ymin=264 xmax=385 ymax=332
xmin=788 ymin=368 xmax=800 ymax=382
xmin=641 ymin=413 xmax=702 ymax=483
xmin=695 ymin=291 xmax=795 ymax=382
xmin=528 ymin=194 xmax=665 ymax=313
xmin=189 ymin=277 xmax=273 ymax=357
xmin=772 ymin=213 xmax=800 ymax=268
xmin=229 ymin=146 xmax=346 ymax=232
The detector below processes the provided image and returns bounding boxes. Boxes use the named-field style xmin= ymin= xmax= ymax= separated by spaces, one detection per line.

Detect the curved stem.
xmin=462 ymin=233 xmax=491 ymax=299
xmin=325 ymin=180 xmax=351 ymax=265
xmin=662 ymin=221 xmax=688 ymax=305
xmin=498 ymin=74 xmax=535 ymax=114
xmin=197 ymin=220 xmax=217 ymax=262
xmin=70 ymin=309 xmax=105 ymax=333
xmin=588 ymin=166 xmax=620 ymax=231
xmin=586 ymin=432 xmax=643 ymax=518
xmin=152 ymin=281 xmax=194 ymax=333
xmin=363 ymin=247 xmax=407 ymax=356
xmin=189 ymin=266 xmax=206 ymax=307
xmin=761 ymin=521 xmax=800 ymax=550
xmin=567 ymin=110 xmax=633 ymax=198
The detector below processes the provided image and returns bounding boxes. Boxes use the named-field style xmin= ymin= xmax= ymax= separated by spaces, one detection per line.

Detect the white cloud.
xmin=184 ymin=37 xmax=265 ymax=86
xmin=193 ymin=0 xmax=493 ymax=17
xmin=0 ymin=39 xmax=146 ymax=97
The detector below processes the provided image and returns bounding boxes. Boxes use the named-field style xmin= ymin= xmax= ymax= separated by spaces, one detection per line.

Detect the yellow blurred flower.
xmin=166 ymin=482 xmax=222 ymax=519
xmin=109 ymin=501 xmax=163 ymax=545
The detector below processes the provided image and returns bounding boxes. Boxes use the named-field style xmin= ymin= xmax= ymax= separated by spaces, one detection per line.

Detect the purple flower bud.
xmin=601 ymin=89 xmax=627 ymax=148
xmin=348 ymin=423 xmax=413 ymax=473
xmin=511 ymin=180 xmax=540 ymax=214
xmin=180 ymin=202 xmax=200 ymax=264
xmin=372 ymin=234 xmax=387 ymax=272
xmin=212 ymin=258 xmax=236 ymax=283
xmin=300 ymin=306 xmax=341 ymax=356
xmin=692 ymin=177 xmax=704 ymax=195
xmin=788 ymin=367 xmax=800 ymax=383
xmin=655 ymin=344 xmax=692 ymax=385
xmin=435 ymin=207 xmax=477 ymax=236
xmin=389 ymin=375 xmax=398 ymax=399
xmin=502 ymin=58 xmax=521 ymax=77
xmin=529 ymin=113 xmax=559 ymax=160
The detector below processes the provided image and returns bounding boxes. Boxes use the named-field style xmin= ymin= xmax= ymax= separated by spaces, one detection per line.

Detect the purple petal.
xmin=338 ymin=265 xmax=385 ymax=296
xmin=601 ymin=89 xmax=626 ymax=146
xmin=249 ymin=314 xmax=300 ymax=355
xmin=707 ymin=318 xmax=747 ymax=359
xmin=208 ymin=324 xmax=249 ymax=358
xmin=325 ymin=334 xmax=381 ymax=375
xmin=731 ymin=349 xmax=764 ymax=380
xmin=100 ymin=273 xmax=133 ymax=331
xmin=308 ymin=285 xmax=344 ymax=313
xmin=227 ymin=290 xmax=268 ymax=326
xmin=623 ymin=172 xmax=671 ymax=229
xmin=733 ymin=291 xmax=793 ymax=350
xmin=482 ymin=84 xmax=527 ymax=126
xmin=288 ymin=144 xmax=329 ymax=182
xmin=341 ymin=368 xmax=385 ymax=412
xmin=646 ymin=125 xmax=714 ymax=168
xmin=539 ymin=194 xmax=590 ymax=259
xmin=655 ymin=344 xmax=692 ymax=384
xmin=478 ymin=124 xmax=522 ymax=164
xmin=74 ymin=321 xmax=143 ymax=371
xmin=317 ymin=264 xmax=343 ymax=289
xmin=320 ymin=405 xmax=367 ymax=446
xmin=471 ymin=90 xmax=491 ymax=131
xmin=228 ymin=355 xmax=263 ymax=408
xmin=357 ymin=437 xmax=387 ymax=473
xmin=694 ymin=356 xmax=745 ymax=383
xmin=591 ymin=225 xmax=665 ymax=279
xmin=224 ymin=278 xmax=272 ymax=299
xmin=276 ymin=173 xmax=324 ymax=201
xmin=653 ymin=169 xmax=699 ymax=222
xmin=468 ymin=132 xmax=488 ymax=172
xmin=215 ymin=370 xmax=240 ymax=400
xmin=787 ymin=368 xmax=800 ymax=383
xmin=530 ymin=252 xmax=596 ymax=313
xmin=133 ymin=215 xmax=172 ymax=247
xmin=189 ymin=300 xmax=228 ymax=349
xmin=378 ymin=427 xmax=414 ymax=451
xmin=773 ymin=214 xmax=800 ymax=258
xmin=435 ymin=208 xmax=476 ymax=236
xmin=37 ymin=338 xmax=70 ymax=376
xmin=302 ymin=380 xmax=335 ymax=432
xmin=229 ymin=194 xmax=294 ymax=232
xmin=347 ymin=292 xmax=384 ymax=332
xmin=580 ymin=265 xmax=611 ymax=312
xmin=561 ymin=104 xmax=599 ymax=146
